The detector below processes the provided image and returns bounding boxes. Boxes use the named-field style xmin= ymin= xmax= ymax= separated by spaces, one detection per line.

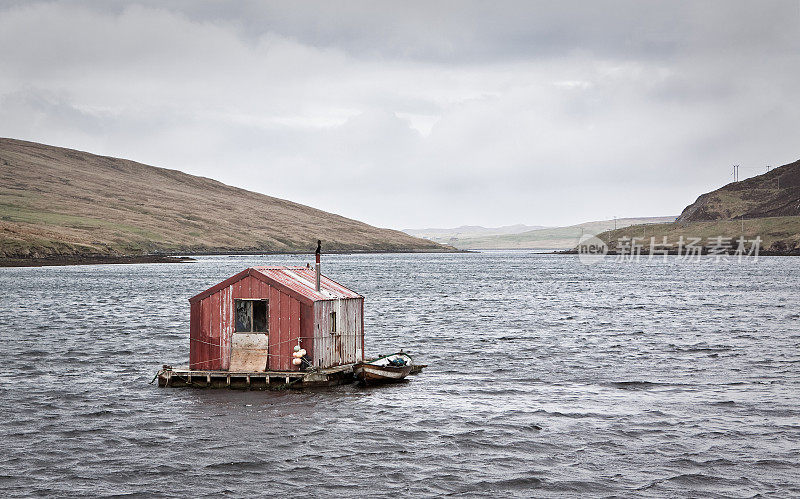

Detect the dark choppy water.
xmin=1 ymin=252 xmax=799 ymax=497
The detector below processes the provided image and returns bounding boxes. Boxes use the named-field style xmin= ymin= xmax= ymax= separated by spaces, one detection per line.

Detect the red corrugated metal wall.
xmin=189 ymin=275 xmax=307 ymax=371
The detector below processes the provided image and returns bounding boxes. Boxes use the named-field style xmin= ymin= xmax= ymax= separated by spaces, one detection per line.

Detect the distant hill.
xmin=678 ymin=159 xmax=800 ymax=221
xmin=594 ymin=216 xmax=800 ymax=255
xmin=403 ymin=224 xmax=548 ymax=242
xmin=0 ymin=138 xmax=450 ymax=260
xmin=592 ymin=158 xmax=800 ymax=254
xmin=437 ymin=217 xmax=677 ymax=249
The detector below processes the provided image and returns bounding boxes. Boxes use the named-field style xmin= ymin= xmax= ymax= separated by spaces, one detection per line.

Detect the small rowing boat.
xmin=354 ymin=352 xmax=413 ymax=384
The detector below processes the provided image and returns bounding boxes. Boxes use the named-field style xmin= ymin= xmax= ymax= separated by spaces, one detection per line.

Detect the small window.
xmin=330 ymin=311 xmax=337 ymax=332
xmin=234 ymin=299 xmax=269 ymax=333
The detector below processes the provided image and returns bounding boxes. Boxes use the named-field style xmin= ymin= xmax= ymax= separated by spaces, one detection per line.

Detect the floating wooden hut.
xmin=158 ymin=250 xmax=368 ymax=389
xmin=189 ymin=265 xmax=364 ymax=371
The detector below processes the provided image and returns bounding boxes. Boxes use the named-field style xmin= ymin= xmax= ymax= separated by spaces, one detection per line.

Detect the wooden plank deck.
xmin=157 ymin=363 xmax=357 ymax=389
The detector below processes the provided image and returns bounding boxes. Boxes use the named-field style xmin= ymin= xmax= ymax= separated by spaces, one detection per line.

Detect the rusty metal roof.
xmin=251 ymin=266 xmax=362 ymax=301
xmin=189 ymin=266 xmax=362 ymax=304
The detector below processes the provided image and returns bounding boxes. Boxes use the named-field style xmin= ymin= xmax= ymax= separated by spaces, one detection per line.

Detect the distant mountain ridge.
xmin=403 ymin=224 xmax=548 ymax=241
xmin=417 ymin=216 xmax=677 ymax=250
xmin=678 ymin=158 xmax=800 ymax=221
xmin=0 ymin=138 xmax=450 ymax=260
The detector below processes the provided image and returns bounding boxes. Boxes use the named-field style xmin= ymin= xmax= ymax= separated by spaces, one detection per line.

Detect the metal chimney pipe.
xmin=315 ymin=240 xmax=321 ymax=292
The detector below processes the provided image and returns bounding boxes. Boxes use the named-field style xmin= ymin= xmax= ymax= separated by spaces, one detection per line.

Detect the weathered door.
xmin=229 ymin=298 xmax=269 ymax=371
xmin=229 ymin=333 xmax=269 ymax=371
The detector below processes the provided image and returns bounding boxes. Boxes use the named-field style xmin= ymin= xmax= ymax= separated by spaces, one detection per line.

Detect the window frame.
xmin=234 ymin=298 xmax=269 ymax=334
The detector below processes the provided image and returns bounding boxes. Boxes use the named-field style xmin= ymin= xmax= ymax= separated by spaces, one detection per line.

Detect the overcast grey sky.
xmin=1 ymin=1 xmax=798 ymax=228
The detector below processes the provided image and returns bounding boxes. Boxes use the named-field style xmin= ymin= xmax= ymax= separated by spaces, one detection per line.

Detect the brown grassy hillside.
xmin=677 ymin=159 xmax=800 ymax=221
xmin=0 ymin=138 xmax=450 ymax=259
xmin=594 ymin=216 xmax=800 ymax=254
xmin=587 ymin=159 xmax=800 ymax=255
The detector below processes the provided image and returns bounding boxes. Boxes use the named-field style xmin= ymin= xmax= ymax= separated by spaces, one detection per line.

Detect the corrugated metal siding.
xmin=300 ymin=300 xmax=315 ymax=366
xmin=269 ymin=284 xmax=281 ymax=370
xmin=219 ymin=285 xmax=232 ymax=370
xmin=189 ymin=301 xmax=202 ymax=369
xmin=279 ymin=290 xmax=290 ymax=370
xmin=312 ymin=298 xmax=364 ymax=368
xmin=210 ymin=290 xmax=221 ymax=366
xmin=252 ymin=267 xmax=362 ymax=302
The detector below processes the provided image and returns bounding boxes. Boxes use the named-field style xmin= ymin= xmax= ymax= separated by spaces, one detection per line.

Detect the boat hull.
xmin=354 ymin=363 xmax=412 ymax=383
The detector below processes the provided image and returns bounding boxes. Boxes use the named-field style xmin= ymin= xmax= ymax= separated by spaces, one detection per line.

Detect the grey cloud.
xmin=6 ymin=0 xmax=797 ymax=63
xmin=163 ymin=1 xmax=798 ymax=62
xmin=0 ymin=1 xmax=798 ymax=228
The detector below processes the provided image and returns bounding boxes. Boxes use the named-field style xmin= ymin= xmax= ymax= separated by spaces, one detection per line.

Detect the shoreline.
xmin=0 ymin=255 xmax=196 ymax=268
xmin=0 ymin=248 xmax=468 ymax=268
xmin=557 ymin=249 xmax=800 ymax=256
xmin=166 ymin=248 xmax=466 ymax=256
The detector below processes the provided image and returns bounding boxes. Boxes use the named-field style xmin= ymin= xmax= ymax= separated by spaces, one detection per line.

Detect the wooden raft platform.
xmin=157 ymin=364 xmax=356 ymax=390
xmin=157 ymin=363 xmax=427 ymax=390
